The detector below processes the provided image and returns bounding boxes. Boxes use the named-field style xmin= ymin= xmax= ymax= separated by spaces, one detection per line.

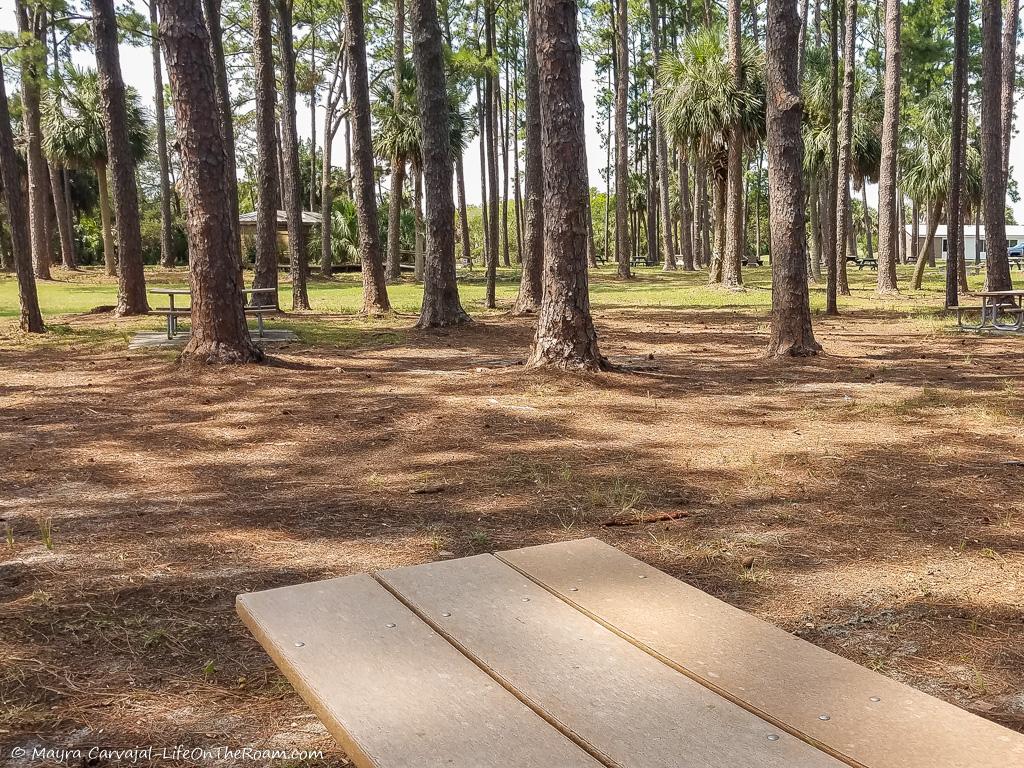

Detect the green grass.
xmin=0 ymin=260 xmax=973 ymax=325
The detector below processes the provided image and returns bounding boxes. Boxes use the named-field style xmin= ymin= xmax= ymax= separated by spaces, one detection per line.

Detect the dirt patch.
xmin=1 ymin=305 xmax=1023 ymax=766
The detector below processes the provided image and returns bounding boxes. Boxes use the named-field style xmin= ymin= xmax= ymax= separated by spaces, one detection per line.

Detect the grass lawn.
xmin=2 ymin=258 xmax=1022 ymax=765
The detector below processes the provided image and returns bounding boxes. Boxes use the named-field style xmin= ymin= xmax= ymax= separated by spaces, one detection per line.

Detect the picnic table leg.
xmin=168 ymin=294 xmax=175 ymax=339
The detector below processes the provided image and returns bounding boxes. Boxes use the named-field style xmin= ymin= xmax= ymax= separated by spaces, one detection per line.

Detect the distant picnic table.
xmin=149 ymin=287 xmax=279 ymax=339
xmin=237 ymin=538 xmax=1024 ymax=768
xmin=952 ymin=289 xmax=1024 ymax=332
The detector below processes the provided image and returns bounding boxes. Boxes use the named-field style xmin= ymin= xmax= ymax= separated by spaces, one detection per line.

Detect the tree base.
xmin=181 ymin=339 xmax=265 ymax=365
xmin=766 ymin=339 xmax=822 ymax=358
xmin=416 ymin=309 xmax=471 ymax=329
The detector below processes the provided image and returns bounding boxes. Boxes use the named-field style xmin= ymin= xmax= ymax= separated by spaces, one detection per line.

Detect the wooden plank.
xmin=378 ymin=555 xmax=844 ymax=768
xmin=497 ymin=538 xmax=1024 ymax=768
xmin=236 ymin=573 xmax=601 ymax=768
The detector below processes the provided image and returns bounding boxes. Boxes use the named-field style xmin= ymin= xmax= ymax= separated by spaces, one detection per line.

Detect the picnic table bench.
xmin=150 ymin=287 xmax=279 ymax=340
xmin=236 ymin=538 xmax=1023 ymax=768
xmin=951 ymin=289 xmax=1024 ymax=332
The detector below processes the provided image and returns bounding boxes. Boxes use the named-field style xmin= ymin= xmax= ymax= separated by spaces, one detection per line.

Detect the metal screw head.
xmin=521 ymin=597 xmax=530 ymax=602
xmin=638 ymin=575 xmax=648 ymax=579
xmin=441 ymin=612 xmax=452 ymax=618
xmin=385 ymin=623 xmax=396 ymax=628
xmin=767 ymin=734 xmax=780 ymax=742
xmin=870 ymin=696 xmax=881 ymax=702
xmin=568 ymin=587 xmax=579 ymax=592
xmin=294 ymin=642 xmax=305 ymax=648
xmin=819 ymin=714 xmax=831 ymax=721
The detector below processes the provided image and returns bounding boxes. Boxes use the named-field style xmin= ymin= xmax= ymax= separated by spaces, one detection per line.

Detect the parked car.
xmin=1008 ymin=242 xmax=1024 ymax=258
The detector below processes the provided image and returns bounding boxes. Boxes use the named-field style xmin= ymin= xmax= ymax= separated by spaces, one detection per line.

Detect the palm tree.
xmin=902 ymin=93 xmax=981 ymax=290
xmin=41 ymin=67 xmax=148 ymax=277
xmin=656 ymin=29 xmax=764 ymax=287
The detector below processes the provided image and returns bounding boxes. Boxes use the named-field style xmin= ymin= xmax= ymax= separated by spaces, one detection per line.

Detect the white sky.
xmin=2 ymin=1 xmax=1022 ymax=221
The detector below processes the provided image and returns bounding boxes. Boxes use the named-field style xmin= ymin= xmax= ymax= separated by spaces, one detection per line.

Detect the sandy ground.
xmin=1 ymin=304 xmax=1023 ymax=766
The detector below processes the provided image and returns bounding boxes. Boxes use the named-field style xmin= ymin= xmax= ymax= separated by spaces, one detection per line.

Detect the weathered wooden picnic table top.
xmin=236 ymin=538 xmax=1024 ymax=768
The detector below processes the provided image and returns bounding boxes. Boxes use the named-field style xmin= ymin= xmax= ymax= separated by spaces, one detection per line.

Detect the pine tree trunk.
xmin=650 ymin=0 xmax=676 ymax=271
xmin=911 ymin=198 xmax=942 ymax=290
xmin=410 ymin=0 xmax=469 ymax=327
xmin=512 ymin=0 xmax=544 ymax=316
xmin=49 ymin=164 xmax=76 ymax=269
xmin=678 ymin=149 xmax=695 ymax=270
xmin=825 ymin=0 xmax=840 ymax=313
xmin=722 ymin=0 xmax=744 ymax=288
xmin=345 ymin=0 xmax=391 ymax=314
xmin=981 ymin=0 xmax=1012 ymax=290
xmin=251 ymin=0 xmax=280 ymax=307
xmin=527 ymin=0 xmax=604 ymax=371
xmin=512 ymin=45 xmax=524 ymax=264
xmin=836 ymin=0 xmax=856 ymax=301
xmin=999 ymin=0 xmax=1019 ymax=186
xmin=201 ymin=0 xmax=240 ymax=257
xmin=94 ymin=0 xmax=149 ymax=315
xmin=708 ymin=171 xmax=727 ymax=282
xmin=150 ymin=1 xmax=176 ymax=270
xmin=17 ymin=7 xmax=52 ymax=281
xmin=948 ymin=0 xmax=966 ymax=309
xmin=277 ymin=0 xmax=311 ymax=310
xmin=157 ymin=0 xmax=262 ymax=363
xmin=385 ymin=0 xmax=405 ymax=282
xmin=413 ymin=163 xmax=424 ymax=280
xmin=94 ymin=160 xmax=117 ymax=276
xmin=808 ymin=175 xmax=823 ymax=280
xmin=500 ymin=61 xmax=511 ymax=268
xmin=455 ymin=156 xmax=472 ymax=264
xmin=766 ymin=0 xmax=820 ymax=355
xmin=614 ymin=0 xmax=632 ymax=278
xmin=861 ymin=184 xmax=873 ymax=259
xmin=484 ymin=0 xmax=500 ymax=306
xmin=0 ymin=56 xmax=43 ymax=331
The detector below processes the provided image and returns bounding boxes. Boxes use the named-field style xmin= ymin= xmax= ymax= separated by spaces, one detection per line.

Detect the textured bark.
xmin=201 ymin=0 xmax=240 ymax=256
xmin=16 ymin=5 xmax=52 ymax=281
xmin=722 ymin=0 xmax=744 ymax=287
xmin=651 ymin=0 xmax=676 ymax=271
xmin=94 ymin=160 xmax=116 ymax=275
xmin=512 ymin=0 xmax=544 ymax=316
xmin=808 ymin=175 xmax=823 ymax=280
xmin=833 ymin=0 xmax=857 ymax=299
xmin=981 ymin=0 xmax=1012 ymax=290
xmin=150 ymin=1 xmax=176 ymax=269
xmin=0 ymin=57 xmax=43 ymax=332
xmin=485 ymin=1 xmax=500 ymax=306
xmin=765 ymin=0 xmax=819 ymax=356
xmin=678 ymin=149 xmax=695 ymax=270
xmin=860 ymin=184 xmax=873 ymax=259
xmin=410 ymin=0 xmax=469 ymax=327
xmin=413 ymin=163 xmax=424 ymax=280
xmin=947 ymin=0 xmax=968 ymax=307
xmin=93 ymin=0 xmax=149 ymax=315
xmin=251 ymin=0 xmax=280 ymax=306
xmin=613 ymin=0 xmax=631 ymax=278
xmin=386 ymin=0 xmax=405 ymax=283
xmin=345 ymin=0 xmax=392 ymax=314
xmin=320 ymin=43 xmax=346 ymax=278
xmin=527 ymin=0 xmax=604 ymax=371
xmin=1000 ymin=0 xmax=1019 ymax=185
xmin=157 ymin=0 xmax=262 ymax=363
xmin=825 ymin=0 xmax=840 ymax=313
xmin=708 ymin=172 xmax=727 ymax=282
xmin=500 ymin=62 xmax=511 ymax=268
xmin=455 ymin=158 xmax=472 ymax=264
xmin=48 ymin=164 xmax=76 ymax=269
xmin=277 ymin=0 xmax=311 ymax=310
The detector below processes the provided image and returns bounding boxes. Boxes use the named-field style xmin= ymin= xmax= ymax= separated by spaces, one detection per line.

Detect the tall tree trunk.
xmin=477 ymin=79 xmax=490 ymax=266
xmin=528 ymin=0 xmax=605 ymax=370
xmin=500 ymin=60 xmax=511 ymax=267
xmin=722 ymin=0 xmax=744 ymax=288
xmin=911 ymin=199 xmax=942 ymax=289
xmin=614 ymin=0 xmax=632 ymax=278
xmin=345 ymin=0 xmax=392 ymax=314
xmin=201 ymin=0 xmax=241 ymax=258
xmin=413 ymin=162 xmax=424 ymax=280
xmin=981 ymin=0 xmax=1012 ymax=290
xmin=157 ymin=0 xmax=262 ymax=363
xmin=708 ymin=172 xmax=727 ymax=281
xmin=0 ymin=57 xmax=43 ymax=332
xmin=808 ymin=175 xmax=823 ymax=280
xmin=95 ymin=160 xmax=116 ymax=276
xmin=513 ymin=0 xmax=544 ymax=316
xmin=277 ymin=0 xmax=311 ymax=309
xmin=484 ymin=0 xmax=500 ymax=306
xmin=150 ymin=1 xmax=176 ymax=269
xmin=650 ymin=0 xmax=677 ymax=271
xmin=860 ymin=184 xmax=873 ymax=259
xmin=48 ymin=164 xmax=76 ymax=269
xmin=93 ymin=0 xmax=149 ymax=315
xmin=1000 ymin=0 xmax=1019 ymax=187
xmin=386 ymin=0 xmax=405 ymax=283
xmin=834 ymin=0 xmax=856 ymax=297
xmin=16 ymin=6 xmax=52 ymax=281
xmin=410 ymin=0 xmax=470 ymax=327
xmin=512 ymin=45 xmax=524 ymax=264
xmin=825 ymin=0 xmax=840 ymax=312
xmin=678 ymin=149 xmax=695 ymax=270
xmin=947 ymin=0 xmax=968 ymax=307
xmin=455 ymin=157 xmax=472 ymax=264
xmin=766 ymin=0 xmax=820 ymax=355
xmin=251 ymin=0 xmax=280 ymax=307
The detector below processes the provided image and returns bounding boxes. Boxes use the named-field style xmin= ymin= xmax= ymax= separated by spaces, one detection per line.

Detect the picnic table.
xmin=236 ymin=538 xmax=1024 ymax=768
xmin=149 ymin=287 xmax=279 ymax=340
xmin=952 ymin=289 xmax=1024 ymax=332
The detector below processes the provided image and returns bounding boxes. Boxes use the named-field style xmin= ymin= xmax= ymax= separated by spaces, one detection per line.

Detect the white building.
xmin=904 ymin=225 xmax=1024 ymax=262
